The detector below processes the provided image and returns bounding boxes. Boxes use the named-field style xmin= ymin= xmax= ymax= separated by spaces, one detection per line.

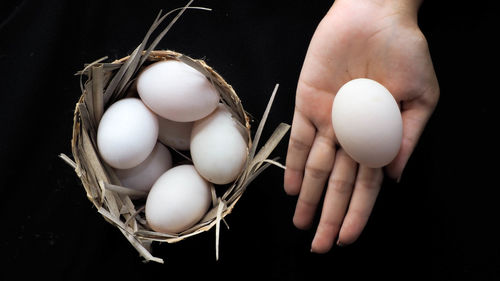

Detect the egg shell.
xmin=331 ymin=78 xmax=403 ymax=168
xmin=158 ymin=117 xmax=193 ymax=151
xmin=190 ymin=104 xmax=248 ymax=185
xmin=145 ymin=165 xmax=212 ymax=234
xmin=137 ymin=60 xmax=220 ymax=122
xmin=114 ymin=142 xmax=172 ymax=193
xmin=97 ymin=98 xmax=159 ymax=169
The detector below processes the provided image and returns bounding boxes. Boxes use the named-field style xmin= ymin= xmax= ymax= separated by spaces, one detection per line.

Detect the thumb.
xmin=385 ymin=92 xmax=439 ymax=181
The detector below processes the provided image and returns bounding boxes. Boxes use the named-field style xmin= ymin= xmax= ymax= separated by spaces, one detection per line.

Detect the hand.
xmin=284 ymin=0 xmax=439 ymax=253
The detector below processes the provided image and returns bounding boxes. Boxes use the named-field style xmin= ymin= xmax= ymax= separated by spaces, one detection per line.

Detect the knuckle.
xmin=358 ymin=180 xmax=379 ymax=192
xmin=305 ymin=165 xmax=330 ymax=180
xmin=357 ymin=170 xmax=383 ymax=191
xmin=328 ymin=178 xmax=354 ymax=195
xmin=319 ymin=217 xmax=343 ymax=231
xmin=297 ymin=195 xmax=317 ymax=209
xmin=316 ymin=134 xmax=335 ymax=149
xmin=289 ymin=136 xmax=312 ymax=152
xmin=348 ymin=208 xmax=370 ymax=223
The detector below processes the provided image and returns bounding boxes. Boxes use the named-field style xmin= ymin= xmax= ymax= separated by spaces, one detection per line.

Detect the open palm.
xmin=284 ymin=0 xmax=439 ymax=253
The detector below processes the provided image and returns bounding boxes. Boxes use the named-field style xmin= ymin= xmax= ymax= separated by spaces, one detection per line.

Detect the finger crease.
xmin=297 ymin=196 xmax=319 ymax=209
xmin=289 ymin=136 xmax=312 ymax=152
xmin=319 ymin=217 xmax=343 ymax=231
xmin=305 ymin=166 xmax=330 ymax=180
xmin=356 ymin=180 xmax=381 ymax=191
xmin=329 ymin=178 xmax=354 ymax=195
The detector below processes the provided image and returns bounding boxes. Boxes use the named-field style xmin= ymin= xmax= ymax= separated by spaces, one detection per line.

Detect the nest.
xmin=59 ymin=3 xmax=289 ymax=263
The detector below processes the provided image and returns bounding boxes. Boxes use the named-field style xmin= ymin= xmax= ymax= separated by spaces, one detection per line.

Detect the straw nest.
xmin=60 ymin=4 xmax=289 ymax=263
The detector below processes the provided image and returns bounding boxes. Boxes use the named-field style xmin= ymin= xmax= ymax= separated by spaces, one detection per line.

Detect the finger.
xmin=293 ymin=134 xmax=335 ymax=230
xmin=386 ymin=90 xmax=439 ymax=181
xmin=311 ymin=149 xmax=357 ymax=253
xmin=337 ymin=166 xmax=383 ymax=246
xmin=284 ymin=110 xmax=316 ymax=195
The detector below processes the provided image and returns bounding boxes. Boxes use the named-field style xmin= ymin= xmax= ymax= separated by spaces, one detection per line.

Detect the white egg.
xmin=97 ymin=98 xmax=159 ymax=169
xmin=145 ymin=165 xmax=212 ymax=234
xmin=114 ymin=142 xmax=172 ymax=193
xmin=331 ymin=78 xmax=403 ymax=168
xmin=137 ymin=60 xmax=220 ymax=122
xmin=158 ymin=117 xmax=193 ymax=151
xmin=190 ymin=104 xmax=248 ymax=184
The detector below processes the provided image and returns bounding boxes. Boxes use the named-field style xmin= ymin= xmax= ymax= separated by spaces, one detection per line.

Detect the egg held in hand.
xmin=190 ymin=104 xmax=248 ymax=185
xmin=137 ymin=60 xmax=220 ymax=122
xmin=331 ymin=78 xmax=403 ymax=168
xmin=145 ymin=165 xmax=212 ymax=234
xmin=114 ymin=142 xmax=172 ymax=193
xmin=97 ymin=98 xmax=159 ymax=169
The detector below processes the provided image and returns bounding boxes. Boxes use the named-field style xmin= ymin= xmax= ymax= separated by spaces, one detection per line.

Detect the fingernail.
xmin=336 ymin=240 xmax=345 ymax=247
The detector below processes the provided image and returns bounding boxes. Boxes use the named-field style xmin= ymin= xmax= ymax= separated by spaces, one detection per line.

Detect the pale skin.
xmin=284 ymin=0 xmax=439 ymax=253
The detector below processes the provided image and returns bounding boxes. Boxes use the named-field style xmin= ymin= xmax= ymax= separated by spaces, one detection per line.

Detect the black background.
xmin=0 ymin=0 xmax=498 ymax=280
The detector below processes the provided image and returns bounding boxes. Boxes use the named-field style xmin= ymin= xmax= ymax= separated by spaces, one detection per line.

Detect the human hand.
xmin=284 ymin=0 xmax=439 ymax=253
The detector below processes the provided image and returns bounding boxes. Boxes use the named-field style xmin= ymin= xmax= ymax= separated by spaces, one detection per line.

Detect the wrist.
xmin=388 ymin=0 xmax=422 ymax=22
xmin=331 ymin=0 xmax=422 ymax=23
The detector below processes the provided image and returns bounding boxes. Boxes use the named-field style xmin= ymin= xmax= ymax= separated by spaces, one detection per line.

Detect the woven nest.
xmin=60 ymin=6 xmax=289 ymax=263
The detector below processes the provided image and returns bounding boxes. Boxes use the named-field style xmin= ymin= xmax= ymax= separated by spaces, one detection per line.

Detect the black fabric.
xmin=1 ymin=0 xmax=497 ymax=280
